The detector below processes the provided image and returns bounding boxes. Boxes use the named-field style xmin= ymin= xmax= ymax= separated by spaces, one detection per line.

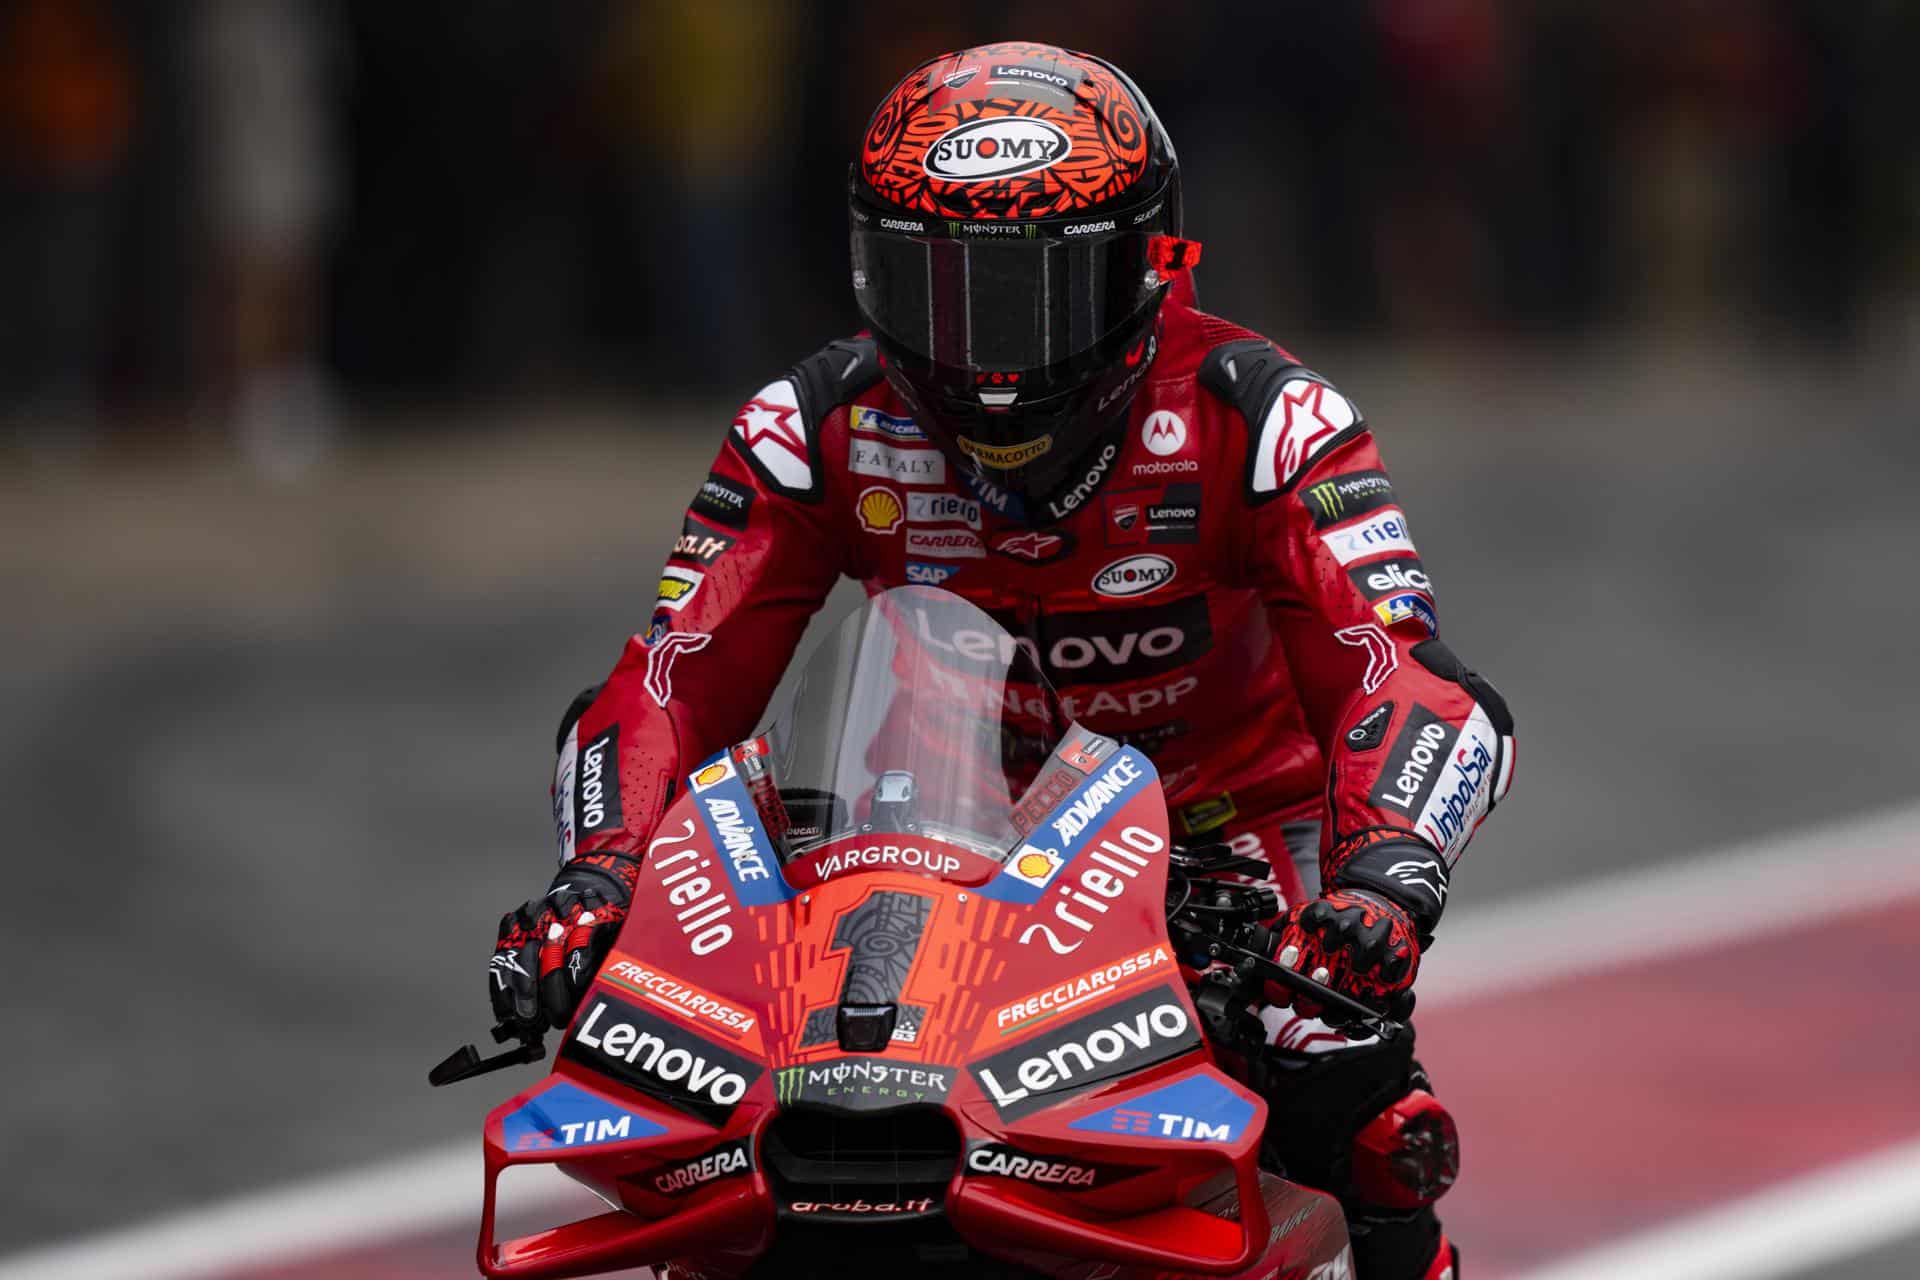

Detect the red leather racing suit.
xmin=553 ymin=292 xmax=1514 ymax=941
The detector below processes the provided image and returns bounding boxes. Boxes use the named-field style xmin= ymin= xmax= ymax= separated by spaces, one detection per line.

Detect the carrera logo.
xmin=966 ymin=1141 xmax=1146 ymax=1189
xmin=958 ymin=434 xmax=1052 ymax=469
xmin=905 ymin=528 xmax=984 ymax=558
xmin=924 ymin=117 xmax=1071 ymax=182
xmin=970 ymin=985 xmax=1200 ymax=1120
xmin=564 ymin=992 xmax=763 ymax=1124
xmin=1093 ymin=553 xmax=1176 ymax=598
xmin=652 ymin=1139 xmax=751 ymax=1196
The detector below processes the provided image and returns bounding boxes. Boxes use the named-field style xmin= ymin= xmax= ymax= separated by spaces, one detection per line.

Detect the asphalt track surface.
xmin=4 ymin=346 xmax=1918 ymax=1274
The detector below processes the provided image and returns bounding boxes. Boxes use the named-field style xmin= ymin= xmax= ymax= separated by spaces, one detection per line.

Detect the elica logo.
xmin=924 ymin=117 xmax=1072 ymax=182
xmin=1354 ymin=560 xmax=1431 ymax=597
xmin=565 ymin=993 xmax=760 ymax=1121
xmin=971 ymin=985 xmax=1198 ymax=1119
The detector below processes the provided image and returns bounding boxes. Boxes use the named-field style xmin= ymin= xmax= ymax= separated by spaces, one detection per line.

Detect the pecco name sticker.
xmin=924 ymin=117 xmax=1072 ymax=182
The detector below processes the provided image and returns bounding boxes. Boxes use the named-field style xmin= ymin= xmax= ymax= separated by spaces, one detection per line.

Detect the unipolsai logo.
xmin=924 ymin=117 xmax=1072 ymax=182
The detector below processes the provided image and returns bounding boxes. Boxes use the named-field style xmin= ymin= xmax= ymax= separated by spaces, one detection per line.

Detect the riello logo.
xmin=924 ymin=118 xmax=1072 ymax=182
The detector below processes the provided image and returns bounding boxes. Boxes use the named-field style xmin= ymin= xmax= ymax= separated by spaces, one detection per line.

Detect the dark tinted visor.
xmin=851 ymin=224 xmax=1159 ymax=372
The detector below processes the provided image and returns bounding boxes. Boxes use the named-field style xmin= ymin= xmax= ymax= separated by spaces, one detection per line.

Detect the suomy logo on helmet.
xmin=959 ymin=434 xmax=1052 ymax=469
xmin=924 ymin=118 xmax=1072 ymax=182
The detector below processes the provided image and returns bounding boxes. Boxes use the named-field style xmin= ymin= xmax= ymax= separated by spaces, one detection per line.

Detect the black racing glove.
xmin=489 ymin=853 xmax=638 ymax=1033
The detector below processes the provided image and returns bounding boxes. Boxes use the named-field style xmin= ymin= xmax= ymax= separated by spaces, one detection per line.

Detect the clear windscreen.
xmin=752 ymin=587 xmax=1075 ymax=861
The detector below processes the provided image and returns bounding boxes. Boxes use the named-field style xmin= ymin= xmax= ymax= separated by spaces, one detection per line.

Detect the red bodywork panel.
xmin=478 ymin=745 xmax=1350 ymax=1278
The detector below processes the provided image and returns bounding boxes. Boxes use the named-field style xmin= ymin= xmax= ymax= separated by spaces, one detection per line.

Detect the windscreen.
xmin=752 ymin=587 xmax=1075 ymax=861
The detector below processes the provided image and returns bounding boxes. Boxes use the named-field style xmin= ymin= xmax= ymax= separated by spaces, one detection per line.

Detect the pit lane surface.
xmin=4 ymin=351 xmax=1918 ymax=1275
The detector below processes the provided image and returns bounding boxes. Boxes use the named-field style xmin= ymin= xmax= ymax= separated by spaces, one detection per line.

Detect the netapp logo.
xmin=969 ymin=985 xmax=1200 ymax=1120
xmin=564 ymin=992 xmax=762 ymax=1124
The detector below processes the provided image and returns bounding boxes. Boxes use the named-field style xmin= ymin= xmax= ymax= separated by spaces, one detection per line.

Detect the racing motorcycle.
xmin=433 ymin=585 xmax=1404 ymax=1279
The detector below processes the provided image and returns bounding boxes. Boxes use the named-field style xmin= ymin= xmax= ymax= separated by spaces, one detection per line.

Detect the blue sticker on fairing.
xmin=693 ymin=751 xmax=795 ymax=906
xmin=976 ymin=747 xmax=1157 ymax=905
xmin=502 ymin=1080 xmax=669 ymax=1153
xmin=1068 ymin=1072 xmax=1256 ymax=1144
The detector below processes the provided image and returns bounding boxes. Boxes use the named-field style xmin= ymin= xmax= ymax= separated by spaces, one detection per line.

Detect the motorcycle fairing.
xmin=477 ymin=740 xmax=1339 ymax=1278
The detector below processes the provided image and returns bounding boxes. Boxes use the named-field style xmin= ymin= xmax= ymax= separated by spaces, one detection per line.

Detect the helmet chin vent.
xmin=977 ymin=387 xmax=1020 ymax=407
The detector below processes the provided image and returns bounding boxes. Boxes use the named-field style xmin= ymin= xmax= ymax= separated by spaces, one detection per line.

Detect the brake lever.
xmin=1209 ymin=941 xmax=1407 ymax=1043
xmin=428 ymin=1022 xmax=547 ymax=1087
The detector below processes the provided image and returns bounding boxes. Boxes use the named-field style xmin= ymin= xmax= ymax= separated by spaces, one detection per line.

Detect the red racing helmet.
xmin=849 ymin=42 xmax=1191 ymax=519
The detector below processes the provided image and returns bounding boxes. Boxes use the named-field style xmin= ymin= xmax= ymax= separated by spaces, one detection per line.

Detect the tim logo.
xmin=924 ymin=118 xmax=1071 ymax=182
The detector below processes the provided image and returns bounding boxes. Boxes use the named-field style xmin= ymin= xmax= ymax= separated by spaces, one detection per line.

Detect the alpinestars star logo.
xmin=734 ymin=399 xmax=805 ymax=463
xmin=992 ymin=530 xmax=1066 ymax=562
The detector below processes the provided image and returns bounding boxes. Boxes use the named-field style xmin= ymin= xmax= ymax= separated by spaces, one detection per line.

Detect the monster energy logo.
xmin=1301 ymin=469 xmax=1396 ymax=530
xmin=1307 ymin=480 xmax=1344 ymax=521
xmin=774 ymin=1059 xmax=956 ymax=1108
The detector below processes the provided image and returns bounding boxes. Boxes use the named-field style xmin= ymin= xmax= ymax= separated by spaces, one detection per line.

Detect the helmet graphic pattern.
xmin=860 ymin=42 xmax=1152 ymax=220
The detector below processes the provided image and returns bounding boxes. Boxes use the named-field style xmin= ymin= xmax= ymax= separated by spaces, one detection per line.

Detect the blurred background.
xmin=4 ymin=1 xmax=1919 ymax=1277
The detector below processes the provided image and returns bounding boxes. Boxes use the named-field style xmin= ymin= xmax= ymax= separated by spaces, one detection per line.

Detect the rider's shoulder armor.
xmin=727 ymin=335 xmax=884 ymax=503
xmin=1195 ymin=326 xmax=1368 ymax=506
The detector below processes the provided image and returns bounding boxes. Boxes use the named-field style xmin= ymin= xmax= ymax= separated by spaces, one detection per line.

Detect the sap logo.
xmin=971 ymin=987 xmax=1198 ymax=1119
xmin=652 ymin=1139 xmax=751 ymax=1195
xmin=1017 ymin=825 xmax=1164 ymax=956
xmin=924 ymin=117 xmax=1071 ymax=182
xmin=501 ymin=1081 xmax=666 ymax=1153
xmin=565 ymin=993 xmax=762 ymax=1122
xmin=906 ymin=560 xmax=959 ymax=585
xmin=1068 ymin=1072 xmax=1257 ymax=1144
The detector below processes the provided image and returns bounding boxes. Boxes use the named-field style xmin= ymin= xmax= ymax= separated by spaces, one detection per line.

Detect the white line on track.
xmin=1509 ymin=1135 xmax=1920 ymax=1280
xmin=3 ymin=801 xmax=1919 ymax=1280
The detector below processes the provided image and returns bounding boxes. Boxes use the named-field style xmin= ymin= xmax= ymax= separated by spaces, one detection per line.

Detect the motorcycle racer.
xmin=489 ymin=42 xmax=1511 ymax=1280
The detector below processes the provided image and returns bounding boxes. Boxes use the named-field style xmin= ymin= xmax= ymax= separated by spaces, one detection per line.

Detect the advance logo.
xmin=970 ymin=985 xmax=1200 ymax=1121
xmin=563 ymin=991 xmax=764 ymax=1125
xmin=694 ymin=763 xmax=794 ymax=906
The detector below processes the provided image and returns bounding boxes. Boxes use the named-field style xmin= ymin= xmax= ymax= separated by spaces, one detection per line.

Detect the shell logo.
xmin=856 ymin=486 xmax=904 ymax=534
xmin=691 ymin=761 xmax=732 ymax=791
xmin=1005 ymin=844 xmax=1064 ymax=888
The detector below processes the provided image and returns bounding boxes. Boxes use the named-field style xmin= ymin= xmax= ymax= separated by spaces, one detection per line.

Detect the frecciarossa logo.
xmin=563 ymin=990 xmax=764 ymax=1125
xmin=969 ymin=985 xmax=1201 ymax=1120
